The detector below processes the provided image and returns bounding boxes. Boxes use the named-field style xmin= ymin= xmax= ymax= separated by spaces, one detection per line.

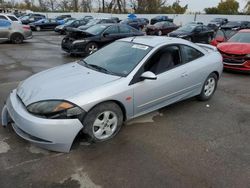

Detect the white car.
xmin=0 ymin=13 xmax=22 ymax=24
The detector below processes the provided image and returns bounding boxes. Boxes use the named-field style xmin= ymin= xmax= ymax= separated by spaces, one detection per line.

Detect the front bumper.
xmin=1 ymin=90 xmax=84 ymax=152
xmin=223 ymin=60 xmax=250 ymax=73
xmin=61 ymin=40 xmax=87 ymax=55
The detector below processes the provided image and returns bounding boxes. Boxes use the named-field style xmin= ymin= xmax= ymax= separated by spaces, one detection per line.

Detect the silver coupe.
xmin=1 ymin=36 xmax=223 ymax=152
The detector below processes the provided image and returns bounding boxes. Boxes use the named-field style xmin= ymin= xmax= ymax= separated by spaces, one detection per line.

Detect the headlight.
xmin=73 ymin=40 xmax=86 ymax=45
xmin=178 ymin=35 xmax=187 ymax=38
xmin=27 ymin=100 xmax=85 ymax=119
xmin=246 ymin=54 xmax=250 ymax=58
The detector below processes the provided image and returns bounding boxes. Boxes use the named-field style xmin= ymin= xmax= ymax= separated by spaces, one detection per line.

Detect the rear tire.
xmin=82 ymin=102 xmax=123 ymax=142
xmin=11 ymin=33 xmax=24 ymax=44
xmin=197 ymin=73 xmax=218 ymax=101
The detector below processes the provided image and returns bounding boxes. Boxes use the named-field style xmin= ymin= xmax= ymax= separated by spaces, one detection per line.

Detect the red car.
xmin=215 ymin=29 xmax=250 ymax=73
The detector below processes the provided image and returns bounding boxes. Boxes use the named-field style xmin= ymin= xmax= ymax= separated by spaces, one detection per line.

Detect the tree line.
xmin=0 ymin=0 xmax=250 ymax=14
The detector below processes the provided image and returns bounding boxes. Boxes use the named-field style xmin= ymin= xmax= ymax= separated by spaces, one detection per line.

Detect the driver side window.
xmin=104 ymin=26 xmax=118 ymax=34
xmin=144 ymin=45 xmax=182 ymax=75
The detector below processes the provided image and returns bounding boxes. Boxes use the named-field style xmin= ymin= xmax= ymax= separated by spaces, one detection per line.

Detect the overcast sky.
xmin=168 ymin=0 xmax=246 ymax=12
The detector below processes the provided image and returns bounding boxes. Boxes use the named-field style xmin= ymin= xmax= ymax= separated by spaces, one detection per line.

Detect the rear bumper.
xmin=2 ymin=90 xmax=83 ymax=152
xmin=23 ymin=30 xmax=33 ymax=40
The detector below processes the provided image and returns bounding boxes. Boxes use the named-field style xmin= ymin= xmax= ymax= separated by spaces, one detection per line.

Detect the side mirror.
xmin=141 ymin=71 xmax=157 ymax=80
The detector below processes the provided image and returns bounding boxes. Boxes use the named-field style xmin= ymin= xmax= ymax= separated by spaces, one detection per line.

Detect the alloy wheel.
xmin=92 ymin=111 xmax=118 ymax=140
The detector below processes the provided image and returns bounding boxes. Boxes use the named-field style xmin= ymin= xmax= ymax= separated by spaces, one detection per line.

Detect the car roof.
xmin=119 ymin=36 xmax=190 ymax=47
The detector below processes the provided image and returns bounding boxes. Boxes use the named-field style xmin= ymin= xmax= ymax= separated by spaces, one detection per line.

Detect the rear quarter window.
xmin=7 ymin=15 xmax=18 ymax=21
xmin=181 ymin=45 xmax=204 ymax=63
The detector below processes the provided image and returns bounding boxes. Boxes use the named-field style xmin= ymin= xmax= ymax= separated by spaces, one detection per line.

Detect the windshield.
xmin=154 ymin=22 xmax=164 ymax=27
xmin=225 ymin=22 xmax=240 ymax=26
xmin=228 ymin=32 xmax=250 ymax=43
xmin=21 ymin=15 xmax=29 ymax=20
xmin=177 ymin=24 xmax=196 ymax=32
xmin=85 ymin=25 xmax=108 ymax=35
xmin=80 ymin=41 xmax=152 ymax=76
xmin=65 ymin=20 xmax=75 ymax=26
xmin=86 ymin=19 xmax=100 ymax=26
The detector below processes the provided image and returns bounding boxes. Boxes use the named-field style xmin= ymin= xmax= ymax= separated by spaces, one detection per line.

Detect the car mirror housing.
xmin=141 ymin=71 xmax=157 ymax=80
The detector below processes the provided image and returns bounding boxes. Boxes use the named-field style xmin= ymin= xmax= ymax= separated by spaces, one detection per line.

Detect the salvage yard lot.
xmin=0 ymin=31 xmax=250 ymax=188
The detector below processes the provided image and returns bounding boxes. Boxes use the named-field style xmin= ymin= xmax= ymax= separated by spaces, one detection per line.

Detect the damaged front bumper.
xmin=1 ymin=90 xmax=84 ymax=152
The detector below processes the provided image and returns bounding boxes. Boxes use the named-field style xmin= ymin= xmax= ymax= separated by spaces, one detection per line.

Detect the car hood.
xmin=66 ymin=28 xmax=94 ymax=39
xmin=17 ymin=62 xmax=121 ymax=106
xmin=79 ymin=25 xmax=92 ymax=30
xmin=56 ymin=25 xmax=64 ymax=29
xmin=169 ymin=30 xmax=190 ymax=36
xmin=217 ymin=42 xmax=250 ymax=55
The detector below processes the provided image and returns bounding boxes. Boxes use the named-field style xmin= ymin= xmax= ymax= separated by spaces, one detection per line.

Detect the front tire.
xmin=157 ymin=30 xmax=162 ymax=36
xmin=85 ymin=42 xmax=98 ymax=55
xmin=197 ymin=73 xmax=218 ymax=101
xmin=36 ymin=26 xmax=41 ymax=31
xmin=82 ymin=102 xmax=123 ymax=142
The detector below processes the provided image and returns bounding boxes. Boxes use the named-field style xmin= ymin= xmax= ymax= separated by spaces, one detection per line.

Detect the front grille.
xmin=220 ymin=50 xmax=247 ymax=65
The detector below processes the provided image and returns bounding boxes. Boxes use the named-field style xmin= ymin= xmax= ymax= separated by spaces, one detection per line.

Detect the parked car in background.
xmin=56 ymin=15 xmax=71 ymax=20
xmin=55 ymin=15 xmax=72 ymax=25
xmin=29 ymin=19 xmax=61 ymax=31
xmin=82 ymin=15 xmax=93 ymax=21
xmin=146 ymin=21 xmax=178 ymax=36
xmin=110 ymin=17 xmax=120 ymax=23
xmin=0 ymin=13 xmax=21 ymax=24
xmin=138 ymin=18 xmax=149 ymax=25
xmin=209 ymin=18 xmax=228 ymax=27
xmin=221 ymin=21 xmax=250 ymax=31
xmin=55 ymin=19 xmax=87 ymax=34
xmin=169 ymin=24 xmax=214 ymax=43
xmin=120 ymin=18 xmax=145 ymax=30
xmin=210 ymin=29 xmax=237 ymax=46
xmin=21 ymin=14 xmax=46 ymax=25
xmin=2 ymin=36 xmax=223 ymax=152
xmin=0 ymin=19 xmax=32 ymax=44
xmin=150 ymin=16 xmax=173 ymax=25
xmin=62 ymin=23 xmax=144 ymax=55
xmin=78 ymin=18 xmax=116 ymax=30
xmin=217 ymin=29 xmax=250 ymax=73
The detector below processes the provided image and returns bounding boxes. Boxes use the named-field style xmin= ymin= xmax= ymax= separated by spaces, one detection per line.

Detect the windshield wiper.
xmin=87 ymin=64 xmax=118 ymax=76
xmin=79 ymin=60 xmax=119 ymax=76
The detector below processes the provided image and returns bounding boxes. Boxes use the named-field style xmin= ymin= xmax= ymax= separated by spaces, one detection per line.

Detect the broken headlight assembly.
xmin=27 ymin=100 xmax=86 ymax=119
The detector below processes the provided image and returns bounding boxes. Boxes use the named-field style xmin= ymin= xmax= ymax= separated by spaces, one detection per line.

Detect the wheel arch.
xmin=87 ymin=100 xmax=127 ymax=122
xmin=10 ymin=32 xmax=24 ymax=39
xmin=212 ymin=71 xmax=219 ymax=79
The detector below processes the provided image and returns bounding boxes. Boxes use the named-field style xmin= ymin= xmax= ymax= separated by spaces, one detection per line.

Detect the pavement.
xmin=0 ymin=31 xmax=250 ymax=188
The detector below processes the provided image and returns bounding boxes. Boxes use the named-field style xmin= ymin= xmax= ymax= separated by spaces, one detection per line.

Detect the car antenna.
xmin=131 ymin=36 xmax=136 ymax=42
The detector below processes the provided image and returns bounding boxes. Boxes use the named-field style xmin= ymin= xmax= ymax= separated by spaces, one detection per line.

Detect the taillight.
xmin=22 ymin=25 xmax=30 ymax=30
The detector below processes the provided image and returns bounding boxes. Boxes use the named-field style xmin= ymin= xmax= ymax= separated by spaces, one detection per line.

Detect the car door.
xmin=100 ymin=25 xmax=119 ymax=45
xmin=0 ymin=20 xmax=11 ymax=42
xmin=132 ymin=45 xmax=199 ymax=116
